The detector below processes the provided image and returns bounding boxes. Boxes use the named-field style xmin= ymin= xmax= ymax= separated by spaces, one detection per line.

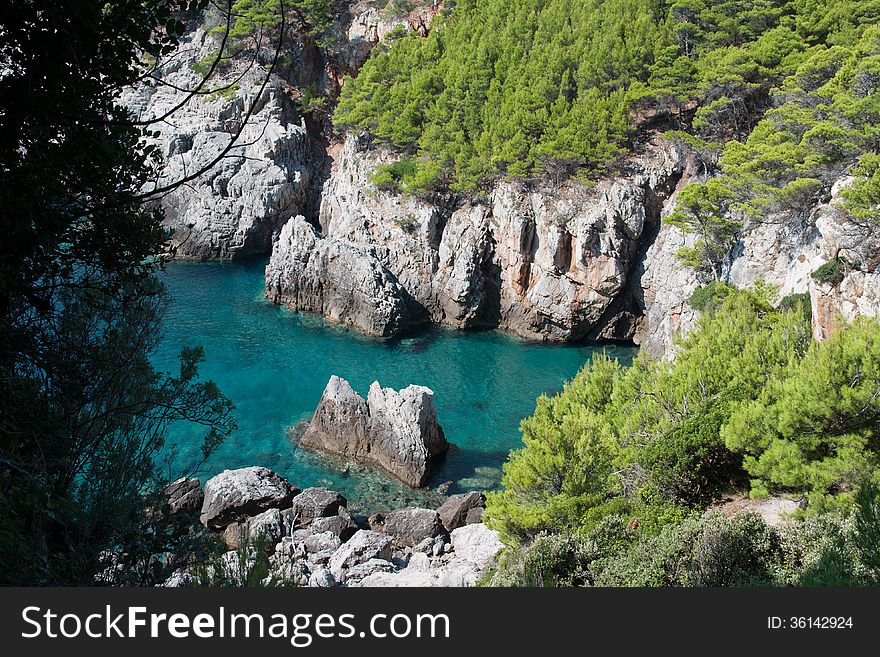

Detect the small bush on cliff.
xmin=778 ymin=292 xmax=812 ymax=324
xmin=666 ymin=179 xmax=740 ymax=280
xmin=811 ymin=258 xmax=847 ymax=286
xmin=688 ymin=280 xmax=735 ymax=312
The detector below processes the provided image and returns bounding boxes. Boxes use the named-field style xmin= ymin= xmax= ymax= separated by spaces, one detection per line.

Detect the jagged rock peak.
xmin=300 ymin=375 xmax=448 ymax=487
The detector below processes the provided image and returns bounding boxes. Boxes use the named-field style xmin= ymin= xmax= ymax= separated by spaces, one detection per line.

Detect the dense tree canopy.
xmin=336 ymin=0 xmax=675 ymax=192
xmin=666 ymin=6 xmax=880 ymax=270
xmin=333 ymin=0 xmax=880 ymax=195
xmin=486 ymin=288 xmax=880 ymax=545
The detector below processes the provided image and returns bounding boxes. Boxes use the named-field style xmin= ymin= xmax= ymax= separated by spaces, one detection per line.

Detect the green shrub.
xmin=370 ymin=157 xmax=420 ymax=192
xmin=778 ymin=292 xmax=812 ymax=324
xmin=518 ymin=533 xmax=599 ymax=587
xmin=853 ymin=482 xmax=880 ymax=577
xmin=687 ymin=513 xmax=780 ymax=587
xmin=641 ymin=407 xmax=743 ymax=506
xmin=776 ymin=513 xmax=862 ymax=586
xmin=486 ymin=289 xmax=828 ymax=542
xmin=688 ymin=281 xmax=736 ymax=312
xmin=811 ymin=258 xmax=847 ymax=286
xmin=593 ymin=513 xmax=780 ymax=587
xmin=393 ymin=214 xmax=419 ymax=232
xmin=722 ymin=317 xmax=880 ymax=510
xmin=490 ymin=515 xmax=637 ymax=587
xmin=485 ymin=354 xmax=623 ymax=545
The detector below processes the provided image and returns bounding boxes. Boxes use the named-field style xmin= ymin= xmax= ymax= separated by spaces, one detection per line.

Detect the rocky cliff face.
xmin=807 ymin=179 xmax=880 ymax=340
xmin=634 ymin=200 xmax=828 ymax=357
xmin=123 ymin=3 xmax=437 ymax=261
xmin=327 ymin=1 xmax=442 ymax=76
xmin=265 ymin=216 xmax=426 ymax=335
xmin=131 ymin=5 xmax=880 ymax=353
xmin=121 ymin=24 xmax=317 ymax=260
xmin=268 ymin=132 xmax=692 ymax=341
xmin=630 ymin=156 xmax=880 ymax=356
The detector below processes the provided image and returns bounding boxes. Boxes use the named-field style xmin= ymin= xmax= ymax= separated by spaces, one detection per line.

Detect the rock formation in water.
xmin=265 ymin=216 xmax=426 ymax=336
xmin=270 ymin=130 xmax=880 ymax=353
xmin=300 ymin=376 xmax=448 ymax=487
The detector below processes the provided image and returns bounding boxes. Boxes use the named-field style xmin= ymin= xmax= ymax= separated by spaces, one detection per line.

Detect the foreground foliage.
xmin=490 ymin=495 xmax=880 ymax=587
xmin=0 ymin=1 xmax=237 ymax=585
xmin=486 ymin=289 xmax=880 ymax=548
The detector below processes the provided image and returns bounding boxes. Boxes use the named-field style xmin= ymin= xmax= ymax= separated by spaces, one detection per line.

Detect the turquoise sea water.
xmin=154 ymin=260 xmax=637 ymax=512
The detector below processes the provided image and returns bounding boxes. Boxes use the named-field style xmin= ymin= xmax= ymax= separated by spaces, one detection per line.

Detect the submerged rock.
xmin=200 ymin=466 xmax=300 ymax=530
xmin=301 ymin=376 xmax=448 ymax=487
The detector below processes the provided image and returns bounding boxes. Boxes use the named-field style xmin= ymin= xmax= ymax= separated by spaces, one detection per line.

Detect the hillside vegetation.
xmin=335 ymin=0 xmax=880 ymax=195
xmin=484 ymin=290 xmax=880 ymax=586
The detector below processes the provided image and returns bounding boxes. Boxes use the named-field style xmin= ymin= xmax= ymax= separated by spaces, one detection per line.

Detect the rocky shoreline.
xmin=161 ymin=467 xmax=502 ymax=588
xmin=143 ymin=375 xmax=501 ymax=588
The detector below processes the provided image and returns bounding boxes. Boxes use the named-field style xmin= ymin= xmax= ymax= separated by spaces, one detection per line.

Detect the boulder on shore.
xmin=162 ymin=477 xmax=204 ymax=516
xmin=450 ymin=523 xmax=505 ymax=568
xmin=309 ymin=508 xmax=360 ymax=541
xmin=437 ymin=491 xmax=486 ymax=532
xmin=382 ymin=508 xmax=446 ymax=546
xmin=200 ymin=466 xmax=300 ymax=530
xmin=328 ymin=530 xmax=393 ymax=581
xmin=290 ymin=487 xmax=348 ymax=526
xmin=301 ymin=376 xmax=448 ymax=487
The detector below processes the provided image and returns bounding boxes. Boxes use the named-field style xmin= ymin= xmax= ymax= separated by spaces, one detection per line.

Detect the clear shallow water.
xmin=154 ymin=259 xmax=636 ymax=512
